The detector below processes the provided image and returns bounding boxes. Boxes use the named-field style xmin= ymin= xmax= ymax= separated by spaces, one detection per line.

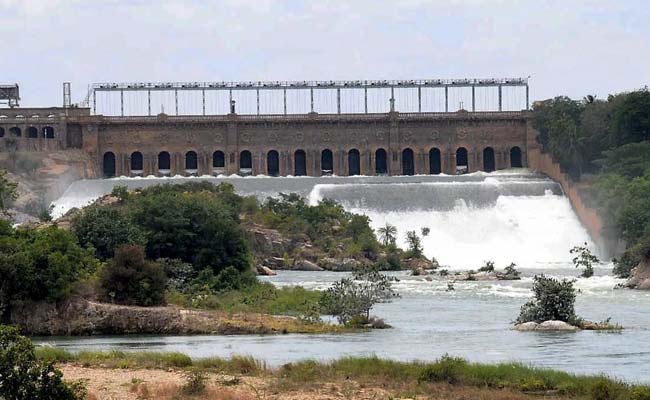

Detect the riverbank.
xmin=12 ymin=298 xmax=342 ymax=336
xmin=43 ymin=350 xmax=650 ymax=400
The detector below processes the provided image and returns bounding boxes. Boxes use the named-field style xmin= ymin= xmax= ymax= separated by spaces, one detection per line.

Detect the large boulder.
xmin=256 ymin=265 xmax=277 ymax=276
xmin=514 ymin=320 xmax=579 ymax=332
xmin=625 ymin=259 xmax=650 ymax=290
xmin=293 ymin=259 xmax=324 ymax=271
xmin=319 ymin=257 xmax=361 ymax=271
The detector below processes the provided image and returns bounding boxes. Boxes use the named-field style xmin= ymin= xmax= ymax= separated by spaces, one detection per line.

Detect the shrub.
xmin=99 ymin=244 xmax=167 ymax=306
xmin=516 ymin=275 xmax=578 ymax=324
xmin=111 ymin=185 xmax=129 ymax=202
xmin=0 ymin=325 xmax=85 ymax=400
xmin=157 ymin=258 xmax=195 ymax=292
xmin=503 ymin=262 xmax=521 ymax=279
xmin=0 ymin=224 xmax=98 ymax=321
xmin=418 ymin=355 xmax=467 ymax=384
xmin=319 ymin=266 xmax=398 ymax=325
xmin=405 ymin=230 xmax=423 ymax=258
xmin=0 ymin=169 xmax=18 ymax=214
xmin=181 ymin=369 xmax=208 ymax=395
xmin=478 ymin=260 xmax=495 ymax=273
xmin=631 ymin=386 xmax=650 ymax=400
xmin=571 ymin=243 xmax=599 ymax=278
xmin=72 ymin=205 xmax=145 ymax=260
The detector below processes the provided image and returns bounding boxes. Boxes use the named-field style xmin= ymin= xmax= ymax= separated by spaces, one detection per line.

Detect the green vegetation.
xmin=516 ymin=275 xmax=580 ymax=325
xmin=34 ymin=346 xmax=650 ymax=400
xmin=2 ymin=180 xmax=408 ymax=330
xmin=98 ymin=244 xmax=167 ymax=306
xmin=0 ymin=326 xmax=85 ymax=399
xmin=258 ymin=193 xmax=380 ymax=260
xmin=0 ymin=221 xmax=98 ymax=322
xmin=0 ymin=168 xmax=18 ymax=215
xmin=478 ymin=260 xmax=495 ymax=273
xmin=319 ymin=266 xmax=398 ymax=326
xmin=571 ymin=243 xmax=600 ymax=278
xmin=504 ymin=263 xmax=521 ymax=280
xmin=532 ymin=89 xmax=650 ymax=278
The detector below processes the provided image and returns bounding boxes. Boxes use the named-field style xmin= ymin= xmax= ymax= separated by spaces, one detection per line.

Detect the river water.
xmin=40 ymin=171 xmax=650 ymax=383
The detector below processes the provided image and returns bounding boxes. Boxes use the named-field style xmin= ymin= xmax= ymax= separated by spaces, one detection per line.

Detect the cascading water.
xmin=47 ymin=171 xmax=650 ymax=383
xmin=52 ymin=170 xmax=596 ymax=270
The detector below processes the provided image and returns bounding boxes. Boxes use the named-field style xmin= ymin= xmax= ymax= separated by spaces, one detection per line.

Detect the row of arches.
xmin=0 ymin=126 xmax=55 ymax=138
xmin=102 ymin=147 xmax=524 ymax=178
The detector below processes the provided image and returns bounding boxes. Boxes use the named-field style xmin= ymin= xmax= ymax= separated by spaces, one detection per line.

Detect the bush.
xmin=99 ymin=244 xmax=167 ymax=306
xmin=72 ymin=205 xmax=145 ymax=260
xmin=157 ymin=258 xmax=195 ymax=292
xmin=0 ymin=224 xmax=98 ymax=321
xmin=0 ymin=325 xmax=85 ymax=400
xmin=405 ymin=230 xmax=423 ymax=258
xmin=571 ymin=243 xmax=599 ymax=278
xmin=319 ymin=266 xmax=398 ymax=325
xmin=478 ymin=260 xmax=495 ymax=273
xmin=418 ymin=355 xmax=467 ymax=384
xmin=516 ymin=275 xmax=579 ymax=325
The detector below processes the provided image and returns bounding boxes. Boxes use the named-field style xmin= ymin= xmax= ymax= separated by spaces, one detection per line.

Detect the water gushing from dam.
xmin=52 ymin=170 xmax=595 ymax=269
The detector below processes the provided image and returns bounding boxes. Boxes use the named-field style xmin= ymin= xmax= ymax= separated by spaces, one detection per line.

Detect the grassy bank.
xmin=39 ymin=349 xmax=650 ymax=400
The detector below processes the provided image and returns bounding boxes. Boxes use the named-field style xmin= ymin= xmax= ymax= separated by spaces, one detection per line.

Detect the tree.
xmin=612 ymin=89 xmax=650 ymax=145
xmin=405 ymin=230 xmax=423 ymax=258
xmin=0 ymin=224 xmax=98 ymax=322
xmin=72 ymin=206 xmax=145 ymax=260
xmin=377 ymin=223 xmax=397 ymax=247
xmin=0 ymin=325 xmax=85 ymax=400
xmin=570 ymin=243 xmax=600 ymax=278
xmin=129 ymin=189 xmax=251 ymax=275
xmin=0 ymin=169 xmax=18 ymax=216
xmin=516 ymin=275 xmax=579 ymax=325
xmin=319 ymin=267 xmax=398 ymax=325
xmin=98 ymin=244 xmax=167 ymax=306
xmin=478 ymin=261 xmax=495 ymax=273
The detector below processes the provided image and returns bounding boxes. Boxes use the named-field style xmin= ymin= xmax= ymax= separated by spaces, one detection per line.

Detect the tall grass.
xmin=39 ymin=349 xmax=650 ymax=399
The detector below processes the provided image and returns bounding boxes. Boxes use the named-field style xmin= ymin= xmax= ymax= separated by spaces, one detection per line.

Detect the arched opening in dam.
xmin=321 ymin=149 xmax=333 ymax=176
xmin=213 ymin=150 xmax=225 ymax=174
xmin=456 ymin=147 xmax=468 ymax=173
xmin=9 ymin=127 xmax=21 ymax=137
xmin=429 ymin=148 xmax=441 ymax=174
xmin=375 ymin=148 xmax=388 ymax=175
xmin=158 ymin=151 xmax=171 ymax=175
xmin=102 ymin=152 xmax=115 ymax=177
xmin=185 ymin=151 xmax=198 ymax=175
xmin=294 ymin=150 xmax=307 ymax=176
xmin=402 ymin=148 xmax=414 ymax=176
xmin=267 ymin=150 xmax=279 ymax=177
xmin=511 ymin=146 xmax=523 ymax=168
xmin=130 ymin=151 xmax=143 ymax=175
xmin=0 ymin=127 xmax=4 ymax=137
xmin=483 ymin=147 xmax=495 ymax=172
xmin=27 ymin=127 xmax=38 ymax=138
xmin=239 ymin=150 xmax=252 ymax=175
xmin=43 ymin=126 xmax=55 ymax=139
xmin=348 ymin=149 xmax=360 ymax=176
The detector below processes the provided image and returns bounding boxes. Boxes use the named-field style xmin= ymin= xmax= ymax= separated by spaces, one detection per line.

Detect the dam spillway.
xmin=52 ymin=170 xmax=594 ymax=269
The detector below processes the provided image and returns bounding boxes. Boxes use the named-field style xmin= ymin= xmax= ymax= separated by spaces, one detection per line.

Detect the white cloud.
xmin=1 ymin=0 xmax=648 ymax=106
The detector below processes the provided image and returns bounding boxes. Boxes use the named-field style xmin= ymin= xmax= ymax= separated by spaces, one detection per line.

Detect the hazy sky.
xmin=2 ymin=0 xmax=649 ymax=108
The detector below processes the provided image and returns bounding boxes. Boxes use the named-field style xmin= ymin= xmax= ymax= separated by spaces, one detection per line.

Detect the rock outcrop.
xmin=513 ymin=320 xmax=579 ymax=332
xmin=624 ymin=259 xmax=650 ymax=290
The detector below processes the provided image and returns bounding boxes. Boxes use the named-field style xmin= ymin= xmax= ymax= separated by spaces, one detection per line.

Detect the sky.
xmin=1 ymin=0 xmax=649 ymax=108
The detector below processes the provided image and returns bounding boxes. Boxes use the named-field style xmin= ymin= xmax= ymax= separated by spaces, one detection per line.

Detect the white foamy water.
xmin=350 ymin=193 xmax=594 ymax=270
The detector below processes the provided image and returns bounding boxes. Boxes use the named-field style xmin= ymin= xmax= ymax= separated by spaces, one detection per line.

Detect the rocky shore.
xmin=624 ymin=259 xmax=650 ymax=290
xmin=10 ymin=299 xmax=341 ymax=336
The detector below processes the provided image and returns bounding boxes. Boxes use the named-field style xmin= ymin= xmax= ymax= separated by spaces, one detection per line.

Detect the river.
xmin=39 ymin=170 xmax=650 ymax=383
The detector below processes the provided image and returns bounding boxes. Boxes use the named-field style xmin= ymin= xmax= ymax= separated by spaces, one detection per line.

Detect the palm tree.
xmin=377 ymin=223 xmax=397 ymax=247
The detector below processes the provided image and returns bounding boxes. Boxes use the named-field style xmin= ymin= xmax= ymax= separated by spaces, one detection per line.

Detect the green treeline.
xmin=0 ymin=181 xmax=404 ymax=324
xmin=532 ymin=88 xmax=650 ymax=276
